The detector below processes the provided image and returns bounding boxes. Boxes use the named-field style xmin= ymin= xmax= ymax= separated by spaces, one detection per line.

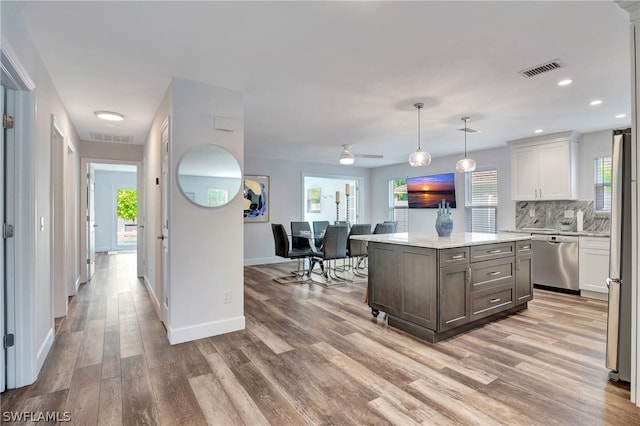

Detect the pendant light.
xmin=456 ymin=117 xmax=477 ymax=172
xmin=408 ymin=102 xmax=431 ymax=167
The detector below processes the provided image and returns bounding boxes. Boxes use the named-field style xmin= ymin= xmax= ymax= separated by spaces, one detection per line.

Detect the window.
xmin=389 ymin=178 xmax=408 ymax=232
xmin=208 ymin=189 xmax=228 ymax=207
xmin=465 ymin=169 xmax=498 ymax=233
xmin=594 ymin=156 xmax=612 ymax=213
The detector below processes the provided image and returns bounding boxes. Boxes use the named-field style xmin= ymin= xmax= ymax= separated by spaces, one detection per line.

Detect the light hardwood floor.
xmin=2 ymin=252 xmax=640 ymax=425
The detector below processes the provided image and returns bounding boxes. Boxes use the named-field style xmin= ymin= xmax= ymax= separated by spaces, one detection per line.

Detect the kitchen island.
xmin=351 ymin=232 xmax=533 ymax=343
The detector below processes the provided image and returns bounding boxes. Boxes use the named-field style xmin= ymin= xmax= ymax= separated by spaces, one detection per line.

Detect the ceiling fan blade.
xmin=354 ymin=153 xmax=383 ymax=159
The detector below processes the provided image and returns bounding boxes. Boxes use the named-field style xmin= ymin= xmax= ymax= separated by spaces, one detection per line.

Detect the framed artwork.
xmin=243 ymin=175 xmax=269 ymax=222
xmin=306 ymin=187 xmax=321 ymax=213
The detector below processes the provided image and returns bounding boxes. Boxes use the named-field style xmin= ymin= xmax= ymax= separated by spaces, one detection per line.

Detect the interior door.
xmin=87 ymin=164 xmax=96 ymax=280
xmin=160 ymin=122 xmax=169 ymax=324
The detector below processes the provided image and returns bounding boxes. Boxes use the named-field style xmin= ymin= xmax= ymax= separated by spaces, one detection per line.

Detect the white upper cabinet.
xmin=508 ymin=131 xmax=580 ymax=201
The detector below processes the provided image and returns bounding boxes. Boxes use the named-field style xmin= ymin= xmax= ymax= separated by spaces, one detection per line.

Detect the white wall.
xmin=370 ymin=146 xmax=515 ymax=234
xmin=94 ymin=170 xmax=137 ymax=252
xmin=1 ymin=1 xmax=82 ymax=385
xmin=243 ymin=157 xmax=371 ymax=265
xmin=165 ymin=77 xmax=245 ymax=344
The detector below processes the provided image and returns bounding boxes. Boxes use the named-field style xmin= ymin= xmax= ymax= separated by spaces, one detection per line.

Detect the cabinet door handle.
xmin=539 ymin=188 xmax=542 ymax=198
xmin=517 ymin=259 xmax=521 ymax=272
xmin=489 ymin=298 xmax=501 ymax=303
xmin=466 ymin=267 xmax=472 ymax=284
xmin=489 ymin=249 xmax=501 ymax=254
xmin=488 ymin=271 xmax=501 ymax=276
xmin=534 ymin=188 xmax=538 ymax=198
xmin=451 ymin=254 xmax=464 ymax=259
xmin=520 ymin=245 xmax=530 ymax=251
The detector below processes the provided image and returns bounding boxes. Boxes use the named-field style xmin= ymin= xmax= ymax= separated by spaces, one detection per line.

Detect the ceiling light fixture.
xmin=616 ymin=114 xmax=627 ymax=119
xmin=590 ymin=100 xmax=603 ymax=106
xmin=408 ymin=102 xmax=431 ymax=167
xmin=339 ymin=145 xmax=356 ymax=165
xmin=534 ymin=129 xmax=544 ymax=134
xmin=94 ymin=110 xmax=124 ymax=121
xmin=456 ymin=117 xmax=477 ymax=173
xmin=558 ymin=79 xmax=572 ymax=86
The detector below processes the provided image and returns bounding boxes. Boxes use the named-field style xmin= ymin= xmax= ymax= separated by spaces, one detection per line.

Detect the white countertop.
xmin=500 ymin=228 xmax=610 ymax=238
xmin=351 ymin=232 xmax=532 ymax=249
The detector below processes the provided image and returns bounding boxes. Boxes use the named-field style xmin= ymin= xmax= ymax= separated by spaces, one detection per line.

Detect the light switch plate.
xmin=529 ymin=209 xmax=535 ymax=217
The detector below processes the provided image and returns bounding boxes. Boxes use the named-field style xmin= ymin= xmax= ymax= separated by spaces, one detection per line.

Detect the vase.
xmin=435 ymin=212 xmax=453 ymax=237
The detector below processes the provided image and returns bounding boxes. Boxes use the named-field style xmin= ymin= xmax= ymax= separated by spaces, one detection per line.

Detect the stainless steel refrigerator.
xmin=606 ymin=128 xmax=633 ymax=383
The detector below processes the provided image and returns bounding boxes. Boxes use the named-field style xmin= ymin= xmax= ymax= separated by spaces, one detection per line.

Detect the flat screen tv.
xmin=407 ymin=172 xmax=456 ymax=209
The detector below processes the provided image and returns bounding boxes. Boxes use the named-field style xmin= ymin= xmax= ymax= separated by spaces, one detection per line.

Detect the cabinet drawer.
xmin=516 ymin=240 xmax=533 ymax=256
xmin=439 ymin=247 xmax=469 ymax=267
xmin=470 ymin=242 xmax=514 ymax=262
xmin=471 ymin=284 xmax=514 ymax=321
xmin=471 ymin=257 xmax=514 ymax=292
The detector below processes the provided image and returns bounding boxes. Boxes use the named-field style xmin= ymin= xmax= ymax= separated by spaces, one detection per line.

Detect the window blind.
xmin=594 ymin=156 xmax=612 ymax=212
xmin=465 ymin=170 xmax=498 ymax=233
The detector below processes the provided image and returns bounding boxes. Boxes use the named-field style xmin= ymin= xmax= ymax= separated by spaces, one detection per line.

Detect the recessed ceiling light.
xmin=94 ymin=110 xmax=124 ymax=121
xmin=558 ymin=79 xmax=572 ymax=86
xmin=534 ymin=129 xmax=543 ymax=134
xmin=616 ymin=114 xmax=627 ymax=119
xmin=589 ymin=100 xmax=603 ymax=106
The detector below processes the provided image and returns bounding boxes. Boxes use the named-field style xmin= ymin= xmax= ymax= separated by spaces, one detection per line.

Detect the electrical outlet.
xmin=564 ymin=210 xmax=575 ymax=218
xmin=529 ymin=209 xmax=535 ymax=217
xmin=223 ymin=290 xmax=232 ymax=304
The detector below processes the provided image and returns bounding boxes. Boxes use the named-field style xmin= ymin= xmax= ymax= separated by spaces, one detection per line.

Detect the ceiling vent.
xmin=458 ymin=127 xmax=481 ymax=134
xmin=89 ymin=131 xmax=133 ymax=144
xmin=518 ymin=59 xmax=566 ymax=78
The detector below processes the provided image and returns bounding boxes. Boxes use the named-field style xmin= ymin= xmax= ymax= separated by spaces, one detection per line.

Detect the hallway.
xmin=3 ymin=253 xmax=640 ymax=425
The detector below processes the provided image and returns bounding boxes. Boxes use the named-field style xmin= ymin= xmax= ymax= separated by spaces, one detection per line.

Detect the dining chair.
xmin=271 ymin=224 xmax=312 ymax=283
xmin=310 ymin=225 xmax=349 ymax=281
xmin=373 ymin=223 xmax=395 ymax=234
xmin=290 ymin=221 xmax=312 ymax=250
xmin=312 ymin=220 xmax=330 ymax=249
xmin=347 ymin=224 xmax=371 ymax=277
xmin=383 ymin=220 xmax=398 ymax=232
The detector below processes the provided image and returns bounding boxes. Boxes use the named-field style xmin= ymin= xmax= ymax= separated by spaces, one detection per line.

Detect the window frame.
xmin=594 ymin=156 xmax=612 ymax=214
xmin=464 ymin=168 xmax=498 ymax=234
xmin=389 ymin=178 xmax=408 ymax=232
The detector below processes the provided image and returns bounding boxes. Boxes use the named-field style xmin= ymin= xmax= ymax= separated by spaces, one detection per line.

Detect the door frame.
xmin=79 ymin=158 xmax=141 ymax=284
xmin=1 ymin=42 xmax=38 ymax=388
xmin=50 ymin=115 xmax=67 ymax=318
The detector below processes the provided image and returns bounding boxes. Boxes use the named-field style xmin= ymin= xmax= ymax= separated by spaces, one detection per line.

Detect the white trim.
xmin=74 ymin=276 xmax=80 ymax=294
xmin=167 ymin=315 xmax=245 ymax=345
xmin=143 ymin=276 xmax=161 ymax=319
xmin=0 ymin=43 xmax=36 ymax=91
xmin=244 ymin=256 xmax=289 ymax=266
xmin=35 ymin=327 xmax=54 ymax=373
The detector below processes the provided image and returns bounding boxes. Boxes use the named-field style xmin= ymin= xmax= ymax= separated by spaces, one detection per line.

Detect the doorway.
xmin=303 ymin=175 xmax=360 ymax=225
xmin=80 ymin=160 xmax=141 ymax=285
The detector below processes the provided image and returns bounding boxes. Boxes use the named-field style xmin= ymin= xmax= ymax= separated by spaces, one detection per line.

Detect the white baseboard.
xmin=167 ymin=316 xmax=245 ymax=345
xmin=143 ymin=276 xmax=161 ymax=318
xmin=244 ymin=256 xmax=289 ymax=266
xmin=36 ymin=327 xmax=54 ymax=374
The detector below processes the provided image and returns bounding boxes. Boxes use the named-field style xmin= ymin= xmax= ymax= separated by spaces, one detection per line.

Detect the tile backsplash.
xmin=515 ymin=200 xmax=610 ymax=233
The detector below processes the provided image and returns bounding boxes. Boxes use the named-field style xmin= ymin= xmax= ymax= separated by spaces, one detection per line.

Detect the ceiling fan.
xmin=339 ymin=144 xmax=383 ymax=165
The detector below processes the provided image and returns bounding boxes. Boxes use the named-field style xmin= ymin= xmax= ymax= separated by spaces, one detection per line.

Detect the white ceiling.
xmin=17 ymin=1 xmax=632 ymax=168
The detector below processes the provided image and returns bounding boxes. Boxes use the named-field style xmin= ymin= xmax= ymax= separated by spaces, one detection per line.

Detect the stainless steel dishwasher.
xmin=531 ymin=234 xmax=579 ymax=292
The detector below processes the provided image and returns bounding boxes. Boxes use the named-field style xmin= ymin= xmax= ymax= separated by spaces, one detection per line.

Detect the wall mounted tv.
xmin=407 ymin=172 xmax=456 ymax=209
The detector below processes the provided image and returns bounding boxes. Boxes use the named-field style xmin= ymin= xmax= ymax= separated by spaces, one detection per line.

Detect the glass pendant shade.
xmin=456 ymin=157 xmax=477 ymax=172
xmin=409 ymin=148 xmax=431 ymax=167
xmin=409 ymin=102 xmax=430 ymax=167
xmin=457 ymin=116 xmax=476 ymax=172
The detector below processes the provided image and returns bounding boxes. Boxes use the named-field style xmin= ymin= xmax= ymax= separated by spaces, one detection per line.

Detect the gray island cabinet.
xmin=352 ymin=232 xmax=533 ymax=343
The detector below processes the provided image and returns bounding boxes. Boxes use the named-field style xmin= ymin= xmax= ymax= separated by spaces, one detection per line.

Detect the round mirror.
xmin=177 ymin=144 xmax=242 ymax=207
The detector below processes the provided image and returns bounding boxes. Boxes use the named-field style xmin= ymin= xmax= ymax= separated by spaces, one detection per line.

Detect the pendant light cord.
xmin=416 ymin=103 xmax=423 ymax=150
xmin=464 ymin=118 xmax=467 ymax=157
